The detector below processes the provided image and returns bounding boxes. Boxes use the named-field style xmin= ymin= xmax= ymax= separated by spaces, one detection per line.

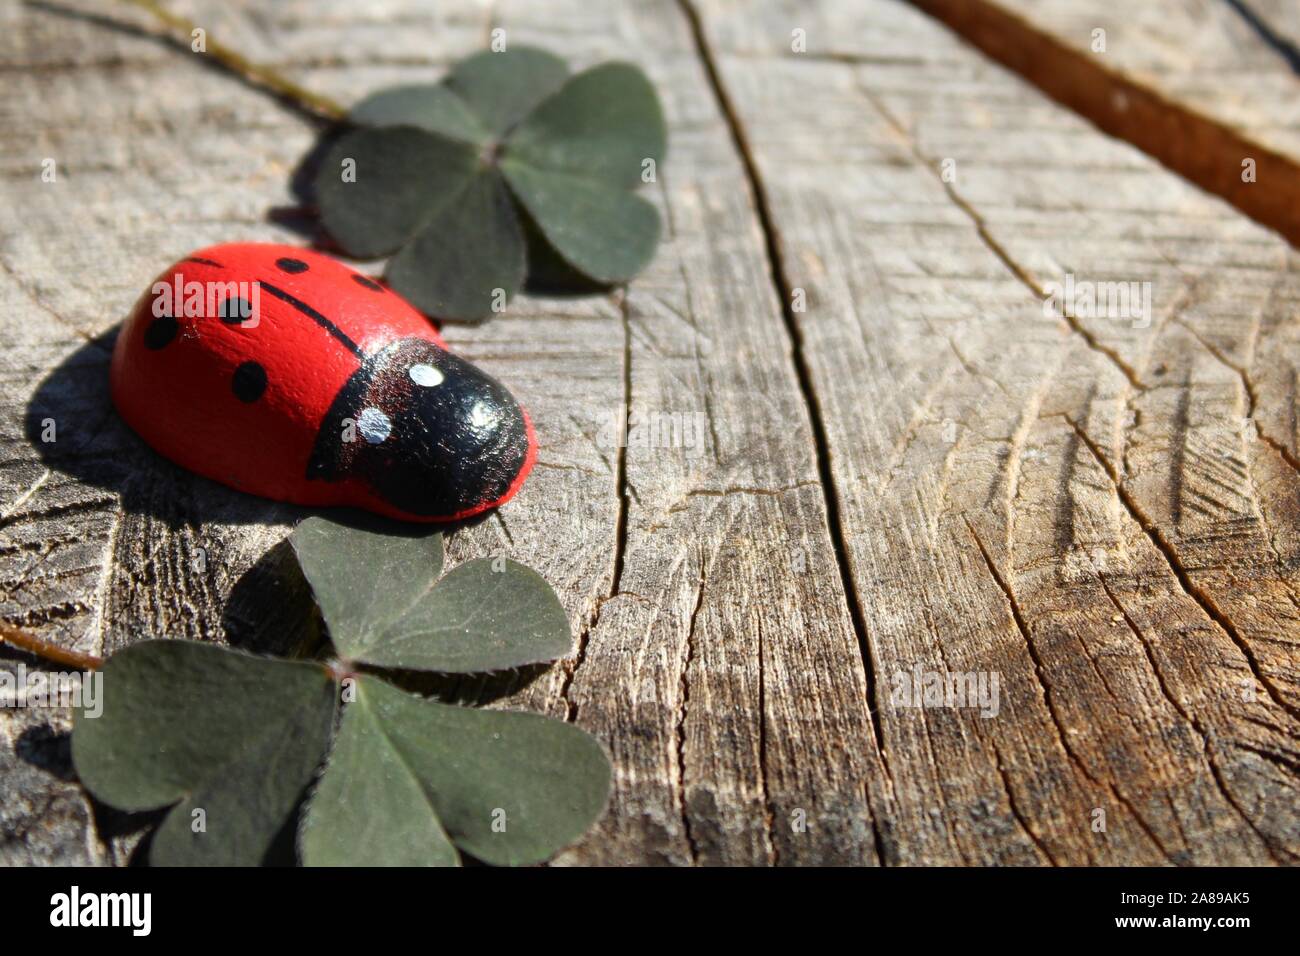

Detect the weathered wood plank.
xmin=908 ymin=0 xmax=1300 ymax=245
xmin=6 ymin=0 xmax=1300 ymax=866
xmin=476 ymin=0 xmax=889 ymax=866
xmin=692 ymin=0 xmax=1300 ymax=863
xmin=952 ymin=0 xmax=1300 ymax=154
xmin=1 ymin=0 xmax=890 ymax=865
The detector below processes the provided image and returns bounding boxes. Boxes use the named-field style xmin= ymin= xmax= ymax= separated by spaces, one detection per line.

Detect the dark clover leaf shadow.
xmin=12 ymin=722 xmax=162 ymax=867
xmin=71 ymin=518 xmax=610 ymax=867
xmin=14 ymin=722 xmax=75 ymax=783
xmin=221 ymin=539 xmax=320 ymax=658
xmin=272 ymin=124 xmax=353 ymax=247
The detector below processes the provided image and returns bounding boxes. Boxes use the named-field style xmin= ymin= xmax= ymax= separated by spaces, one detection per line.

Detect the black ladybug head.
xmin=307 ymin=338 xmax=533 ymax=519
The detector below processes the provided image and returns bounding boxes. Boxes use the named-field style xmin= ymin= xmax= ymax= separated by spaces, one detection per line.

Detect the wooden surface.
xmin=979 ymin=0 xmax=1300 ymax=159
xmin=910 ymin=0 xmax=1300 ymax=246
xmin=2 ymin=0 xmax=1298 ymax=866
xmin=935 ymin=0 xmax=1300 ymax=157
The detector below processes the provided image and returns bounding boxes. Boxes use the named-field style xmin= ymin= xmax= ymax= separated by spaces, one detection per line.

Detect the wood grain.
xmin=691 ymin=0 xmax=1300 ymax=863
xmin=909 ymin=0 xmax=1300 ymax=245
xmin=1 ymin=0 xmax=1298 ymax=866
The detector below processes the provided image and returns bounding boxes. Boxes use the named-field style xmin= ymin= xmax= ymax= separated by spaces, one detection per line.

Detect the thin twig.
xmin=0 ymin=622 xmax=103 ymax=670
xmin=121 ymin=0 xmax=348 ymax=121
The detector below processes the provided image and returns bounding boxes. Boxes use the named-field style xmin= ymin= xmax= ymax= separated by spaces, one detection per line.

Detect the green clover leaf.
xmin=289 ymin=516 xmax=572 ymax=672
xmin=71 ymin=518 xmax=609 ymax=867
xmin=71 ymin=641 xmax=336 ymax=866
xmin=315 ymin=45 xmax=666 ymax=321
xmin=300 ymin=674 xmax=610 ymax=867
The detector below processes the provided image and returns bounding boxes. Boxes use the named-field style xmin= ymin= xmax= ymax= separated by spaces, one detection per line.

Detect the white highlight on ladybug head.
xmin=469 ymin=401 xmax=500 ymax=432
xmin=357 ymin=407 xmax=392 ymax=444
xmin=408 ymin=364 xmax=444 ymax=387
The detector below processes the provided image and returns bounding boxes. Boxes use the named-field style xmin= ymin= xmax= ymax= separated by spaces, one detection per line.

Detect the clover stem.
xmin=120 ymin=0 xmax=348 ymax=122
xmin=326 ymin=658 xmax=358 ymax=684
xmin=479 ymin=140 xmax=503 ymax=168
xmin=0 ymin=622 xmax=103 ymax=671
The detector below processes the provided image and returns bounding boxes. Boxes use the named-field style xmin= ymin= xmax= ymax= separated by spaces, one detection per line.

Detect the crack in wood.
xmin=1061 ymin=413 xmax=1300 ymax=721
xmin=1175 ymin=314 xmax=1300 ymax=480
xmin=1222 ymin=0 xmax=1300 ymax=75
xmin=557 ymin=294 xmax=632 ymax=723
xmin=992 ymin=748 xmax=1056 ymax=864
xmin=1093 ymin=570 xmax=1283 ymax=861
xmin=675 ymin=567 xmax=704 ymax=864
xmin=0 ymin=255 xmax=105 ymax=349
xmin=962 ymin=514 xmax=1175 ymax=861
xmin=677 ymin=3 xmax=893 ymax=833
xmin=858 ymin=84 xmax=1149 ymax=393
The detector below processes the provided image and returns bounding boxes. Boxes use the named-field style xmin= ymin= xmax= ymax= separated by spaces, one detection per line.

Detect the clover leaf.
xmin=290 ymin=515 xmax=571 ymax=672
xmin=300 ymin=675 xmax=609 ymax=867
xmin=71 ymin=641 xmax=336 ymax=866
xmin=71 ymin=518 xmax=609 ymax=867
xmin=315 ymin=45 xmax=666 ymax=321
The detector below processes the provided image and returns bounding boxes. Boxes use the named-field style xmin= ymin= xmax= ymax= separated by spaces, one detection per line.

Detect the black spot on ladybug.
xmin=218 ymin=297 xmax=253 ymax=325
xmin=351 ymin=274 xmax=384 ymax=292
xmin=185 ymin=256 xmax=222 ymax=267
xmin=276 ymin=257 xmax=309 ymax=274
xmin=231 ymin=361 xmax=267 ymax=402
xmin=144 ymin=315 xmax=177 ymax=350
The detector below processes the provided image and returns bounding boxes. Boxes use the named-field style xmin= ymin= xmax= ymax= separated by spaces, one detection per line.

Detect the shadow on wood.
xmin=24 ymin=329 xmax=303 ymax=528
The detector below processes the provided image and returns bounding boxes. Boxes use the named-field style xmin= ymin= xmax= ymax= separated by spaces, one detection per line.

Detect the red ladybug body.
xmin=111 ymin=243 xmax=536 ymax=522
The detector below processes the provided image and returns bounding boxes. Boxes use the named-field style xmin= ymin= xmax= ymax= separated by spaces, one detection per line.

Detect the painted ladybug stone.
xmin=110 ymin=243 xmax=536 ymax=522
